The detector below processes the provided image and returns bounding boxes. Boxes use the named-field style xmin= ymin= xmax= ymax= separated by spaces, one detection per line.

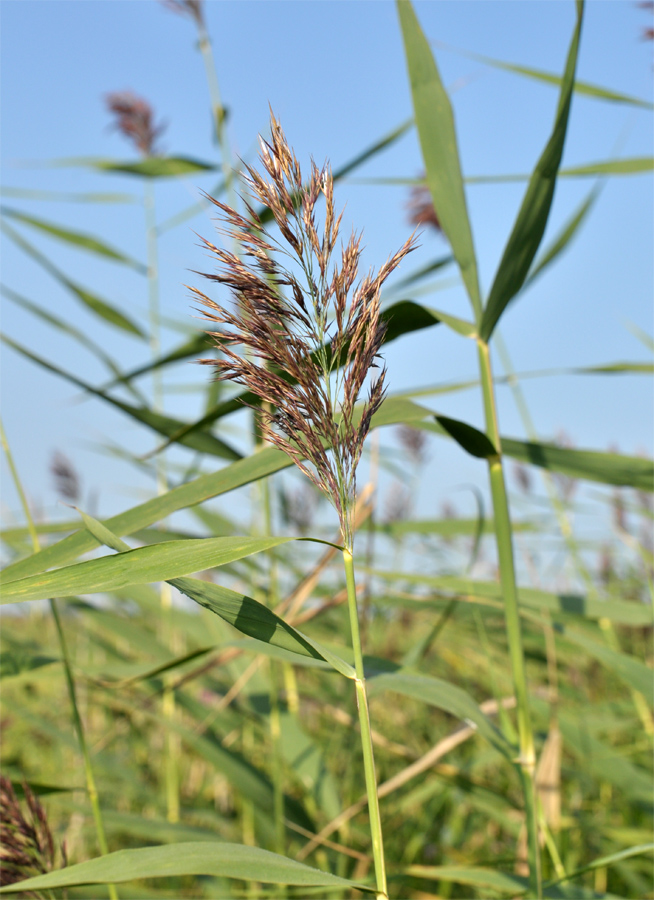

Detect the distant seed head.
xmin=105 ymin=91 xmax=165 ymax=157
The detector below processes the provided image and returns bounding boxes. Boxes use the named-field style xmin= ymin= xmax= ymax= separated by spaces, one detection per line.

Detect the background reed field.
xmin=0 ymin=1 xmax=652 ymax=898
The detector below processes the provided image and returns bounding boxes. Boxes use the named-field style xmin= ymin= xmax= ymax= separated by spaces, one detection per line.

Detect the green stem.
xmin=145 ymin=180 xmax=180 ymax=824
xmin=0 ymin=419 xmax=118 ymax=900
xmin=342 ymin=549 xmax=387 ymax=899
xmin=476 ymin=342 xmax=541 ymax=898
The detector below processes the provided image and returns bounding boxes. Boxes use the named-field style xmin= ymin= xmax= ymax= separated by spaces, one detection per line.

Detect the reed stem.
xmin=476 ymin=341 xmax=541 ymax=898
xmin=0 ymin=418 xmax=118 ymax=900
xmin=342 ymin=548 xmax=387 ymax=899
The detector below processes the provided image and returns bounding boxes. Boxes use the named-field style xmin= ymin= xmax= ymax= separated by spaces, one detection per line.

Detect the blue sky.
xmin=1 ymin=1 xmax=652 ymax=556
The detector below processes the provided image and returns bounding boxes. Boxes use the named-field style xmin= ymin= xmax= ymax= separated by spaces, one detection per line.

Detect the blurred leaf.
xmin=370 ymin=570 xmax=654 ymax=626
xmin=0 ymin=219 xmax=144 ymax=336
xmin=385 ymin=255 xmax=455 ymax=293
xmin=435 ymin=414 xmax=498 ymax=458
xmin=502 ymin=437 xmax=654 ymax=491
xmin=100 ymin=333 xmax=212 ymax=392
xmin=1 ymin=205 xmax=146 ymax=272
xmin=0 ymin=843 xmax=371 ymax=892
xmin=369 ymin=669 xmax=513 ymax=759
xmin=546 ymin=843 xmax=654 ymax=889
xmin=0 ymin=648 xmax=58 ymax=679
xmin=334 ymin=116 xmax=414 ymax=180
xmin=480 ymin=1 xmax=583 ymax=341
xmin=398 ymin=0 xmax=482 ymax=319
xmin=525 ymin=183 xmax=602 ymax=288
xmin=401 ymin=865 xmax=528 ymax=895
xmin=1 ymin=334 xmax=241 ymax=461
xmin=0 ymin=187 xmax=136 ymax=203
xmin=435 ymin=41 xmax=653 ymax=110
xmin=0 ymin=536 xmax=292 ymax=603
xmin=28 ymin=155 xmax=217 ymax=178
xmin=424 ymin=306 xmax=476 ymax=337
xmin=561 ymin=157 xmax=653 ymax=177
xmin=1 ymin=284 xmax=147 ymax=403
xmin=560 ymin=627 xmax=654 ymax=705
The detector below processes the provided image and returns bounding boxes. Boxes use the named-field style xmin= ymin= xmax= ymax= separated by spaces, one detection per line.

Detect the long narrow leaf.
xmin=397 ymin=0 xmax=482 ymax=319
xmin=1 ymin=205 xmax=146 ymax=272
xmin=1 ymin=219 xmax=144 ymax=336
xmin=480 ymin=1 xmax=584 ymax=341
xmin=0 ymin=843 xmax=372 ymax=893
xmin=1 ymin=334 xmax=241 ymax=461
xmin=0 ymin=536 xmax=292 ymax=603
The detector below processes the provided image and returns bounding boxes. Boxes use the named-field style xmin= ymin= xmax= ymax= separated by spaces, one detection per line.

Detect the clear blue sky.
xmin=1 ymin=1 xmax=652 ymax=550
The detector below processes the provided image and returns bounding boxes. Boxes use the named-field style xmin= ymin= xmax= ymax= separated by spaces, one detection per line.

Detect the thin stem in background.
xmin=342 ymin=548 xmax=387 ymax=900
xmin=476 ymin=340 xmax=542 ymax=898
xmin=0 ymin=418 xmax=119 ymax=900
xmin=144 ymin=179 xmax=181 ymax=824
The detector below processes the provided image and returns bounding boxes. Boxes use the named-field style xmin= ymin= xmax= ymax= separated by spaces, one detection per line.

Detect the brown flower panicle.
xmin=0 ymin=776 xmax=65 ymax=891
xmin=192 ymin=114 xmax=416 ymax=549
xmin=105 ymin=91 xmax=165 ymax=157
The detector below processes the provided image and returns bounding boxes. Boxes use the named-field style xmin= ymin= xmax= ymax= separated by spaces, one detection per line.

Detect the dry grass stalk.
xmin=193 ymin=112 xmax=416 ymax=550
xmin=0 ymin=775 xmax=65 ymax=892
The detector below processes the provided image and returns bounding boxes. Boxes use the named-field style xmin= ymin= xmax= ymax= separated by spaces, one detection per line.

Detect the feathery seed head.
xmin=0 ymin=776 xmax=65 ymax=890
xmin=105 ymin=91 xmax=165 ymax=157
xmin=193 ymin=113 xmax=416 ymax=549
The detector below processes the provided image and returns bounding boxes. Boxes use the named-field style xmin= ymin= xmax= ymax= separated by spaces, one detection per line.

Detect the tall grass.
xmin=1 ymin=1 xmax=652 ymax=898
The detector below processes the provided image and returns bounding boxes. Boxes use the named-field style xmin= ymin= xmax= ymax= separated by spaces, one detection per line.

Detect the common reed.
xmin=193 ymin=112 xmax=416 ymax=898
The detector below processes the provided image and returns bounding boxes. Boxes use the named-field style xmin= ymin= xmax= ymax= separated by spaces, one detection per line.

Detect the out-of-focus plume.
xmin=407 ymin=181 xmax=443 ymax=234
xmin=160 ymin=0 xmax=204 ymax=26
xmin=50 ymin=451 xmax=80 ymax=503
xmin=105 ymin=91 xmax=165 ymax=157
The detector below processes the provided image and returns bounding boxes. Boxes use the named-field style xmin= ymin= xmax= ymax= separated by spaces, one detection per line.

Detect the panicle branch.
xmin=193 ymin=112 xmax=416 ymax=549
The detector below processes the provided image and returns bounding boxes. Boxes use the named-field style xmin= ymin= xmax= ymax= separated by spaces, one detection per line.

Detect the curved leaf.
xmin=1 ymin=206 xmax=146 ymax=272
xmin=480 ymin=1 xmax=584 ymax=341
xmin=435 ymin=414 xmax=497 ymax=458
xmin=1 ymin=219 xmax=143 ymax=336
xmin=369 ymin=669 xmax=513 ymax=759
xmin=0 ymin=842 xmax=372 ymax=893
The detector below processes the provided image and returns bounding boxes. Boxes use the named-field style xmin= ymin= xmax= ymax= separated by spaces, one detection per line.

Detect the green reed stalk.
xmin=476 ymin=342 xmax=541 ymax=898
xmin=0 ymin=418 xmax=118 ymax=900
xmin=144 ymin=180 xmax=180 ymax=824
xmin=343 ymin=548 xmax=387 ymax=899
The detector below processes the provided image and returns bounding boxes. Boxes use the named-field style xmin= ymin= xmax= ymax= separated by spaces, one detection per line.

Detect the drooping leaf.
xmin=480 ymin=1 xmax=584 ymax=341
xmin=397 ymin=0 xmax=482 ymax=320
xmin=368 ymin=668 xmax=513 ymax=759
xmin=1 ymin=206 xmax=146 ymax=272
xmin=0 ymin=842 xmax=372 ymax=893
xmin=1 ymin=284 xmax=147 ymax=404
xmin=1 ymin=334 xmax=241 ymax=461
xmin=401 ymin=864 xmax=528 ymax=895
xmin=1 ymin=219 xmax=144 ymax=336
